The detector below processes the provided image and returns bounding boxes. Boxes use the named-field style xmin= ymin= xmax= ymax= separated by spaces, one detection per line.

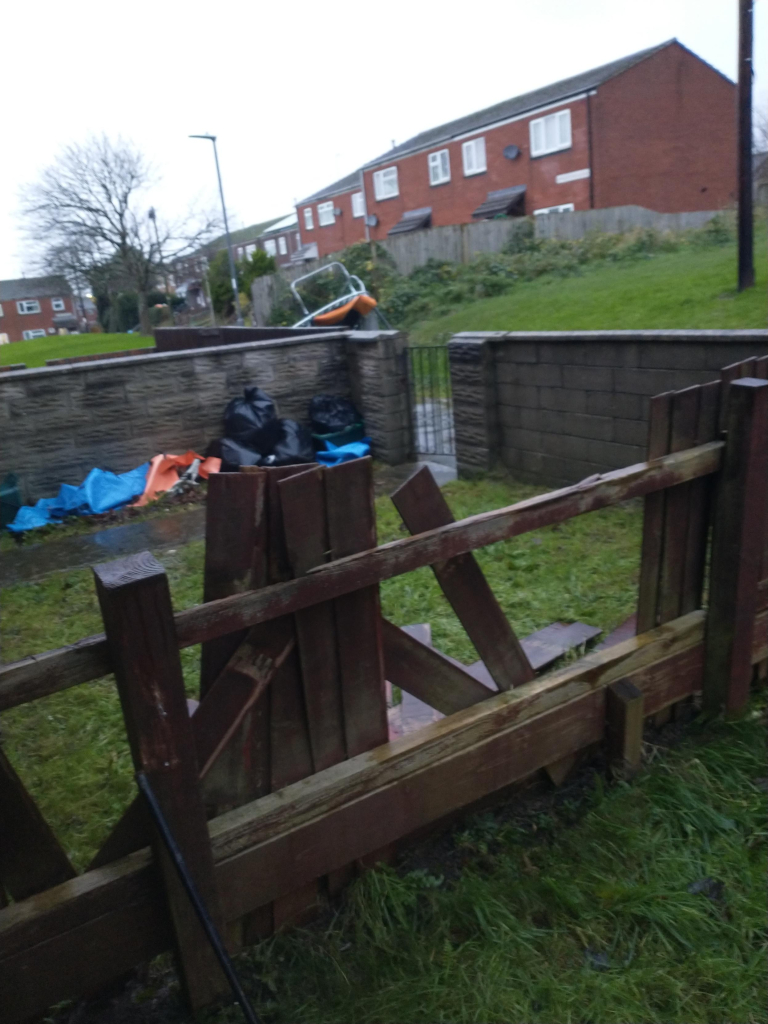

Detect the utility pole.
xmin=189 ymin=134 xmax=244 ymax=325
xmin=737 ymin=0 xmax=755 ymax=291
xmin=148 ymin=207 xmax=174 ymax=325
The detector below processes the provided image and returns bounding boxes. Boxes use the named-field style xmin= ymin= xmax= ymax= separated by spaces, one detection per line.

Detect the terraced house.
xmin=296 ymin=39 xmax=736 ymax=258
xmin=0 ymin=276 xmax=77 ymax=344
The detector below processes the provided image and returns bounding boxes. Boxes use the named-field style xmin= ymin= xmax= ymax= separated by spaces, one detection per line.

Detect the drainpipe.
xmin=359 ymin=168 xmax=375 ymax=264
xmin=586 ymin=92 xmax=595 ymax=209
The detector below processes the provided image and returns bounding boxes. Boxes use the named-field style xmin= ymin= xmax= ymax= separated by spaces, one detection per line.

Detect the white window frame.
xmin=351 ymin=191 xmax=365 ymax=218
xmin=529 ymin=109 xmax=572 ymax=157
xmin=461 ymin=137 xmax=486 ymax=177
xmin=373 ymin=166 xmax=399 ymax=200
xmin=428 ymin=148 xmax=451 ymax=186
xmin=17 ymin=299 xmax=41 ymax=315
xmin=264 ymin=238 xmax=277 ymax=257
xmin=295 ymin=233 xmax=301 ymax=247
xmin=303 ymin=207 xmax=314 ymax=231
xmin=0 ymin=303 xmax=4 ymax=317
xmin=51 ymin=297 xmax=65 ymax=311
xmin=22 ymin=328 xmax=47 ymax=340
xmin=532 ymin=203 xmax=575 ymax=215
xmin=317 ymin=201 xmax=335 ymax=226
xmin=278 ymin=236 xmax=287 ymax=255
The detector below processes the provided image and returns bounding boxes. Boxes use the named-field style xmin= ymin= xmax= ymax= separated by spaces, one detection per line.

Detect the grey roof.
xmin=363 ymin=40 xmax=678 ymax=168
xmin=0 ymin=275 xmax=71 ymax=301
xmin=298 ymin=169 xmax=362 ymax=205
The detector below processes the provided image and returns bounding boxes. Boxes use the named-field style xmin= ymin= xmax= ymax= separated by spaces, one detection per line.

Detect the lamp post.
xmin=147 ymin=207 xmax=173 ymax=325
xmin=189 ymin=133 xmax=244 ymax=325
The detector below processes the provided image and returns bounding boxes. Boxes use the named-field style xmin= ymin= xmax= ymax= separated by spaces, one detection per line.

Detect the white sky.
xmin=1 ymin=0 xmax=766 ymax=279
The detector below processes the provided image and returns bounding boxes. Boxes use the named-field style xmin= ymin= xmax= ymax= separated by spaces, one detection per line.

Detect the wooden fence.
xmin=1 ymin=361 xmax=767 ymax=1020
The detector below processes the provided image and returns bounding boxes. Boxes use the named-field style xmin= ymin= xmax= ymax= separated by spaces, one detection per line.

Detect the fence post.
xmin=703 ymin=378 xmax=768 ymax=715
xmin=94 ymin=552 xmax=227 ymax=1010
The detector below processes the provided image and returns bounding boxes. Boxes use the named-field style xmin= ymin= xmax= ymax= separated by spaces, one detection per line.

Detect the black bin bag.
xmin=219 ymin=438 xmax=263 ymax=473
xmin=263 ymin=420 xmax=314 ymax=466
xmin=309 ymin=395 xmax=361 ymax=436
xmin=224 ymin=386 xmax=279 ymax=450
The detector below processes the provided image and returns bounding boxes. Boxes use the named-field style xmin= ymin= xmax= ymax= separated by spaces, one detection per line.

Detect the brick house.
xmin=296 ymin=40 xmax=736 ymax=258
xmin=255 ymin=213 xmax=305 ymax=267
xmin=0 ymin=276 xmax=77 ymax=344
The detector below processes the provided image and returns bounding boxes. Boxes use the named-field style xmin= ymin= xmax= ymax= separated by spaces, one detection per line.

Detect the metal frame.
xmin=290 ymin=262 xmax=368 ymax=328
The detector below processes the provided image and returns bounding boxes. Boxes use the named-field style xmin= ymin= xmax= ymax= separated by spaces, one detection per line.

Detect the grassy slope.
xmin=410 ymin=239 xmax=768 ymax=344
xmin=0 ymin=333 xmax=154 ymax=368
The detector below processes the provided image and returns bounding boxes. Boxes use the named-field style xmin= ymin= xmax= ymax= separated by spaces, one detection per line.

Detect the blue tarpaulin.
xmin=8 ymin=463 xmax=150 ymax=533
xmin=315 ymin=438 xmax=371 ymax=466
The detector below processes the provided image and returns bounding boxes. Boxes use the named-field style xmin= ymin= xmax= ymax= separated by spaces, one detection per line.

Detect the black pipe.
xmin=136 ymin=772 xmax=261 ymax=1024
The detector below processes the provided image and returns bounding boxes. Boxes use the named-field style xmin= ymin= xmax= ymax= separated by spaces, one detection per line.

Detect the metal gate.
xmin=406 ymin=346 xmax=455 ymax=457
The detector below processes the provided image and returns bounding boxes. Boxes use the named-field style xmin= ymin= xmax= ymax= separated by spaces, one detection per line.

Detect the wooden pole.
xmin=605 ymin=679 xmax=644 ymax=777
xmin=93 ymin=552 xmax=227 ymax=1010
xmin=703 ymin=378 xmax=768 ymax=714
xmin=737 ymin=0 xmax=755 ymax=291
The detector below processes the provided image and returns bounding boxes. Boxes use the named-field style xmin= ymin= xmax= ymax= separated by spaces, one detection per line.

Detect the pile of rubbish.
xmin=6 ymin=386 xmax=369 ymax=534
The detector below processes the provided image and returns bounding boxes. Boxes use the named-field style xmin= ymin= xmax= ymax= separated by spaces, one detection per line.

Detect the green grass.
xmin=0 ymin=475 xmax=640 ymax=871
xmin=410 ymin=238 xmax=768 ymax=345
xmin=0 ymin=332 xmax=154 ymax=368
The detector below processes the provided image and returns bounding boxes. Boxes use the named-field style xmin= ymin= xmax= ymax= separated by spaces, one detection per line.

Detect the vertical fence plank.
xmin=703 ymin=378 xmax=768 ymax=714
xmin=0 ymin=747 xmax=76 ymax=901
xmin=94 ymin=552 xmax=226 ymax=1010
xmin=681 ymin=380 xmax=721 ymax=614
xmin=636 ymin=392 xmax=673 ymax=633
xmin=606 ymin=680 xmax=644 ymax=777
xmin=279 ymin=467 xmax=346 ymax=772
xmin=658 ymin=386 xmax=700 ymax=623
xmin=391 ymin=466 xmax=533 ymax=689
xmin=325 ymin=458 xmax=389 ymax=757
xmin=719 ymin=358 xmax=757 ymax=430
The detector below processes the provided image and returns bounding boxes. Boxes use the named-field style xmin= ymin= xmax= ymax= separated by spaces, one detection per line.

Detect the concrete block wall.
xmin=449 ymin=330 xmax=768 ymax=485
xmin=0 ymin=330 xmax=410 ymax=503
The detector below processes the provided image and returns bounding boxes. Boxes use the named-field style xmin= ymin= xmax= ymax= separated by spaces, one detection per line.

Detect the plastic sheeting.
xmin=133 ymin=451 xmax=220 ymax=507
xmin=315 ymin=437 xmax=371 ymax=465
xmin=8 ymin=464 xmax=150 ymax=533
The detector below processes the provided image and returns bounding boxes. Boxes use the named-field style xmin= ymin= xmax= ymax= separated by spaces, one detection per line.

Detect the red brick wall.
xmin=298 ymin=188 xmax=368 ymax=258
xmin=1 ymin=293 xmax=75 ymax=344
xmin=591 ymin=42 xmax=736 ymax=212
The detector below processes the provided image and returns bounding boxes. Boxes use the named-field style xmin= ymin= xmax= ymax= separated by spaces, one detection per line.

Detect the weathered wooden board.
xmin=381 ymin=618 xmax=494 ymax=714
xmin=606 ymin=680 xmax=644 ymax=776
xmin=681 ymin=380 xmax=721 ymax=614
xmin=391 ymin=465 xmax=533 ymax=690
xmin=325 ymin=458 xmax=389 ymax=757
xmin=636 ymin=392 xmax=672 ymax=632
xmin=703 ymin=379 xmax=768 ymax=713
xmin=0 ymin=747 xmax=75 ymax=901
xmin=468 ymin=622 xmax=603 ymax=681
xmin=0 ymin=442 xmax=725 ymax=712
xmin=93 ymin=553 xmax=227 ymax=1009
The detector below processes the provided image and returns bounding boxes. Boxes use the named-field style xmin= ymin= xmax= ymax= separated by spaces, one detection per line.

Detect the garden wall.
xmin=449 ymin=330 xmax=768 ymax=483
xmin=0 ymin=330 xmax=410 ymax=503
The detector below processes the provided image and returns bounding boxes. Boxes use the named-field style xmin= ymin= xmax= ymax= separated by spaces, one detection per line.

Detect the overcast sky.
xmin=2 ymin=0 xmax=765 ymax=280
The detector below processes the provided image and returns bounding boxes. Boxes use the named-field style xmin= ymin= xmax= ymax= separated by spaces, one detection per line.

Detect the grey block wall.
xmin=1 ymin=330 xmax=410 ymax=503
xmin=449 ymin=330 xmax=768 ymax=485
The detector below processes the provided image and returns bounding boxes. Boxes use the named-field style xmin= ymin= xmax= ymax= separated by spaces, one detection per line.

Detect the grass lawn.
xmin=410 ymin=236 xmax=768 ymax=344
xmin=1 ymin=476 xmax=765 ymax=1024
xmin=0 ymin=332 xmax=153 ymax=368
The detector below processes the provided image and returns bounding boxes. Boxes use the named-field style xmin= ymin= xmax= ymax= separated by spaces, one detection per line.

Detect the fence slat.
xmin=381 ymin=618 xmax=494 ymax=713
xmin=391 ymin=466 xmax=533 ymax=689
xmin=681 ymin=380 xmax=721 ymax=613
xmin=93 ymin=552 xmax=226 ymax=1010
xmin=636 ymin=392 xmax=673 ymax=632
xmin=0 ymin=747 xmax=76 ymax=901
xmin=703 ymin=379 xmax=768 ymax=713
xmin=606 ymin=680 xmax=644 ymax=776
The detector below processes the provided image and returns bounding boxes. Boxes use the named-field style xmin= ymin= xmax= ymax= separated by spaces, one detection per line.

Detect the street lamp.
xmin=189 ymin=133 xmax=244 ymax=325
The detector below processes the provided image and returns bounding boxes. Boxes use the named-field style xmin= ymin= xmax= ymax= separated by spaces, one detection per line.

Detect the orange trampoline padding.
xmin=133 ymin=450 xmax=221 ymax=507
xmin=312 ymin=293 xmax=377 ymax=326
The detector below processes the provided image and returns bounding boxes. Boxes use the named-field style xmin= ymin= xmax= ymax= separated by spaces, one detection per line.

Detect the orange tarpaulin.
xmin=312 ymin=293 xmax=377 ymax=326
xmin=132 ymin=451 xmax=221 ymax=507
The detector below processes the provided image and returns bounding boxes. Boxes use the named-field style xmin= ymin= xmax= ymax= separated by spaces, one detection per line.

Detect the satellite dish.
xmin=503 ymin=145 xmax=520 ymax=160
xmin=365 ymin=214 xmax=379 ymax=228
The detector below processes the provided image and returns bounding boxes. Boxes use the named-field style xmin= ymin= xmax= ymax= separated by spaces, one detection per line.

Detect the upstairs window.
xmin=0 ymin=303 xmax=4 ymax=317
xmin=303 ymin=207 xmax=314 ymax=230
xmin=278 ymin=236 xmax=287 ymax=255
xmin=351 ymin=191 xmax=365 ymax=217
xmin=17 ymin=299 xmax=41 ymax=314
xmin=428 ymin=149 xmax=451 ymax=185
xmin=264 ymin=238 xmax=277 ymax=256
xmin=533 ymin=203 xmax=575 ymax=215
xmin=373 ymin=166 xmax=399 ymax=200
xmin=51 ymin=298 xmax=65 ymax=311
xmin=530 ymin=109 xmax=572 ymax=157
xmin=462 ymin=137 xmax=486 ymax=176
xmin=317 ymin=201 xmax=335 ymax=226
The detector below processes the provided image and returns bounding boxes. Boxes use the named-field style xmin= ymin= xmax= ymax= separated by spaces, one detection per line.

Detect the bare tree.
xmin=21 ymin=136 xmax=218 ymax=334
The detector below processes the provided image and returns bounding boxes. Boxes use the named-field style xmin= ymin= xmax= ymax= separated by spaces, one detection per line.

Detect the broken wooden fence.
xmin=1 ymin=370 xmax=767 ymax=1021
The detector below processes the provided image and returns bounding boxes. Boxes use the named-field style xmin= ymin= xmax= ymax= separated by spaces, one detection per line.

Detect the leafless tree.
xmin=21 ymin=135 xmax=218 ymax=334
